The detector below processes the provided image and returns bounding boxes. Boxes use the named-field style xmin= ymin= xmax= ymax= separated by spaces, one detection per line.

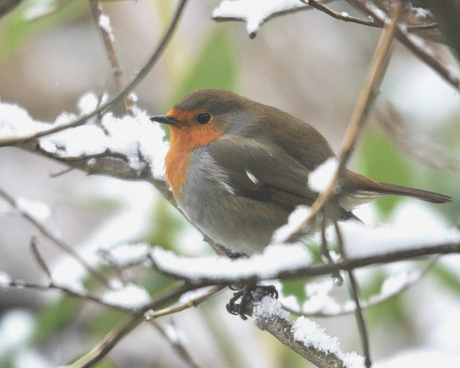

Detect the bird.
xmin=150 ymin=89 xmax=452 ymax=255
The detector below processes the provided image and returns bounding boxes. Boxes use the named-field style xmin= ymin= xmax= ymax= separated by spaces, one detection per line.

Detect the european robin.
xmin=150 ymin=89 xmax=452 ymax=254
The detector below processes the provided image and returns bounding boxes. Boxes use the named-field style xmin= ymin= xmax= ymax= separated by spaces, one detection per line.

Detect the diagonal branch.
xmin=281 ymin=0 xmax=401 ymax=244
xmin=346 ymin=0 xmax=460 ymax=90
xmin=0 ymin=0 xmax=188 ymax=148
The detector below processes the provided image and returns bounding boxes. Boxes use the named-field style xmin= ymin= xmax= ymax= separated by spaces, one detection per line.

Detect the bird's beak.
xmin=149 ymin=115 xmax=178 ymax=125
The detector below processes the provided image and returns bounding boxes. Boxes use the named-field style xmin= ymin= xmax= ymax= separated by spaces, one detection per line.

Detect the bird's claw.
xmin=226 ymin=284 xmax=279 ymax=320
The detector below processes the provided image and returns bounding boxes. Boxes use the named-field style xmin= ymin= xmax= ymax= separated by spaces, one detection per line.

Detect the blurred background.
xmin=0 ymin=1 xmax=460 ymax=367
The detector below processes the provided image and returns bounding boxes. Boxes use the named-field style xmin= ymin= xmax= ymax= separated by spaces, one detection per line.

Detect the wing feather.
xmin=209 ymin=138 xmax=352 ymax=220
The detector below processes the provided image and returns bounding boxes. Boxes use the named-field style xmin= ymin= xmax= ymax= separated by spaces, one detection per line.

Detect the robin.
xmin=150 ymin=89 xmax=452 ymax=255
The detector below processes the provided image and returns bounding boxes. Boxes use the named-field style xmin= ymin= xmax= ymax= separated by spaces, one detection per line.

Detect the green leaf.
xmin=280 ymin=279 xmax=308 ymax=306
xmin=358 ymin=130 xmax=412 ymax=217
xmin=170 ymin=27 xmax=238 ymax=105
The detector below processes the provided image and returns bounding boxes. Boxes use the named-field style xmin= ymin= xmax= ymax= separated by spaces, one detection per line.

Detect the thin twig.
xmin=69 ymin=282 xmax=195 ymax=367
xmin=30 ymin=237 xmax=52 ymax=280
xmin=89 ymin=0 xmax=135 ymax=115
xmin=334 ymin=220 xmax=371 ymax=368
xmin=303 ymin=0 xmax=377 ymax=27
xmin=346 ymin=0 xmax=460 ymax=90
xmin=68 ymin=313 xmax=145 ymax=368
xmin=145 ymin=285 xmax=225 ymax=319
xmin=0 ymin=0 xmax=188 ymax=148
xmin=6 ymin=279 xmax=130 ymax=311
xmin=0 ymin=186 xmax=111 ymax=288
xmin=149 ymin=319 xmax=203 ymax=368
xmin=320 ymin=214 xmax=344 ymax=285
xmin=284 ymin=257 xmax=439 ymax=318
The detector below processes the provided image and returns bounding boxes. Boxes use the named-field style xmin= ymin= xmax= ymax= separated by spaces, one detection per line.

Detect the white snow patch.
xmin=107 ymin=242 xmax=151 ymax=267
xmin=52 ymin=267 xmax=86 ymax=294
xmin=302 ymin=278 xmax=341 ymax=314
xmin=213 ymin=0 xmax=306 ymax=36
xmin=151 ymin=243 xmax=312 ymax=282
xmin=271 ymin=205 xmax=312 ymax=244
xmin=16 ymin=197 xmax=52 ymax=223
xmin=23 ymin=0 xmax=56 ymax=20
xmin=292 ymin=316 xmax=364 ymax=367
xmin=0 ymin=94 xmax=168 ymax=179
xmin=253 ymin=295 xmax=289 ymax=322
xmin=341 ymin=202 xmax=460 ymax=259
xmin=0 ymin=102 xmax=51 ymax=138
xmin=0 ymin=271 xmax=12 ymax=289
xmin=292 ymin=316 xmax=340 ymax=353
xmin=308 ymin=157 xmax=339 ymax=192
xmin=99 ymin=14 xmax=115 ymax=41
xmin=101 ymin=283 xmax=151 ymax=309
xmin=77 ymin=91 xmax=108 ymax=115
xmin=178 ymin=286 xmax=218 ymax=304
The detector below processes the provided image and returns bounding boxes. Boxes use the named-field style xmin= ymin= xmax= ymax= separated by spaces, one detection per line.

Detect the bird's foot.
xmin=226 ymin=284 xmax=279 ymax=320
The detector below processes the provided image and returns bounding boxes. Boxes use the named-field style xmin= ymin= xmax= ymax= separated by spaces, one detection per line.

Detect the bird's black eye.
xmin=196 ymin=113 xmax=211 ymax=125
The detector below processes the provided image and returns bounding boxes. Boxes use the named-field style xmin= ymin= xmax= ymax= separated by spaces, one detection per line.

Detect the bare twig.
xmin=334 ymin=220 xmax=371 ymax=367
xmin=303 ymin=0 xmax=376 ymax=27
xmin=0 ymin=186 xmax=111 ymax=288
xmin=145 ymin=286 xmax=225 ymax=319
xmin=89 ymin=0 xmax=135 ymax=115
xmin=69 ymin=282 xmax=196 ymax=367
xmin=149 ymin=320 xmax=203 ymax=368
xmin=68 ymin=313 xmax=145 ymax=368
xmin=346 ymin=0 xmax=460 ymax=90
xmin=30 ymin=237 xmax=52 ymax=280
xmin=0 ymin=0 xmax=188 ymax=148
xmin=284 ymin=257 xmax=439 ymax=318
xmin=6 ymin=279 xmax=129 ymax=311
xmin=320 ymin=215 xmax=344 ymax=285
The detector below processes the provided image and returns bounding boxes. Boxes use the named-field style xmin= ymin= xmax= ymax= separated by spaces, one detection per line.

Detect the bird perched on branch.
xmin=151 ymin=89 xmax=452 ymax=254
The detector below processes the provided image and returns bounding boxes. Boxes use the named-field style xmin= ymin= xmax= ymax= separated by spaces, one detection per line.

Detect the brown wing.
xmin=209 ymin=137 xmax=353 ymax=220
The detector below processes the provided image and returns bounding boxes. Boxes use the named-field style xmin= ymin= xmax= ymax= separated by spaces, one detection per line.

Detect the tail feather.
xmin=344 ymin=171 xmax=453 ymax=204
xmin=370 ymin=181 xmax=452 ymax=203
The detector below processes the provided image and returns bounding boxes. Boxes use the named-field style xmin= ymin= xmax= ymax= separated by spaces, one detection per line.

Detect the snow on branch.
xmin=0 ymin=94 xmax=168 ymax=181
xmin=150 ymin=244 xmax=313 ymax=283
xmin=253 ymin=296 xmax=364 ymax=367
xmin=213 ymin=0 xmax=308 ymax=38
xmin=149 ymin=217 xmax=460 ymax=284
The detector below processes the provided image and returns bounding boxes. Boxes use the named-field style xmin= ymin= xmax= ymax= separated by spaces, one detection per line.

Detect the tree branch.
xmin=89 ymin=0 xmax=135 ymax=115
xmin=0 ymin=0 xmax=188 ymax=148
xmin=281 ymin=0 xmax=401 ymax=243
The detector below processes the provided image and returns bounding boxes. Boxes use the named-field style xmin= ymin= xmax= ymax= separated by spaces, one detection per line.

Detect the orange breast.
xmin=164 ymin=108 xmax=226 ymax=201
xmin=165 ymin=144 xmax=191 ymax=202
